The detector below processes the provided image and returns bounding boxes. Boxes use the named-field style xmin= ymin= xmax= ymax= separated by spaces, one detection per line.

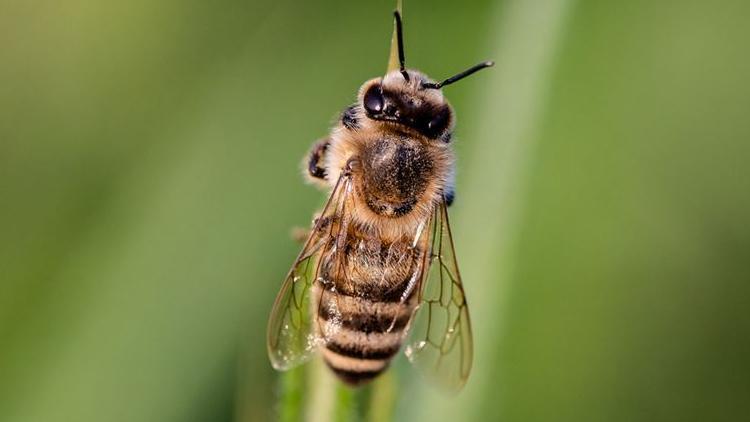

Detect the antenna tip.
xmin=485 ymin=61 xmax=495 ymax=67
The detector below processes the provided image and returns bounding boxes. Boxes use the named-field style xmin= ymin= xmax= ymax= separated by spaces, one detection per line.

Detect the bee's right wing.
xmin=266 ymin=173 xmax=354 ymax=370
xmin=403 ymin=199 xmax=473 ymax=392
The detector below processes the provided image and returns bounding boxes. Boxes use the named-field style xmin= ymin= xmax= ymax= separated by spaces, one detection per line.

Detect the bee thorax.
xmin=359 ymin=138 xmax=433 ymax=217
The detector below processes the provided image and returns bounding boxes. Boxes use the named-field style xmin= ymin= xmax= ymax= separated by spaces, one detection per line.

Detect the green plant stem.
xmin=304 ymin=357 xmax=336 ymax=422
xmin=367 ymin=371 xmax=397 ymax=422
xmin=278 ymin=366 xmax=305 ymax=422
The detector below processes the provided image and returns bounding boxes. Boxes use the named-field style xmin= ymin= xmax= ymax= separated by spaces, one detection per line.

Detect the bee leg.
xmin=444 ymin=188 xmax=455 ymax=207
xmin=305 ymin=138 xmax=330 ymax=182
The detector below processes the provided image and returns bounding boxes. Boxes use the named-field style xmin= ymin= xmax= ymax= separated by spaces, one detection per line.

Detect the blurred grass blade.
xmin=403 ymin=0 xmax=573 ymax=420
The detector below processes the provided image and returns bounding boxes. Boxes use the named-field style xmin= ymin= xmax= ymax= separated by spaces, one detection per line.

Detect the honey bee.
xmin=267 ymin=11 xmax=492 ymax=390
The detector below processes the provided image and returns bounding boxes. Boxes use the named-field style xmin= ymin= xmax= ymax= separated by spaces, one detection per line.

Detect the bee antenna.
xmin=393 ymin=11 xmax=409 ymax=81
xmin=422 ymin=61 xmax=495 ymax=89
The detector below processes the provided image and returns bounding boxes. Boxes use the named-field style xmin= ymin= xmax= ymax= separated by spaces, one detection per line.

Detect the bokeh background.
xmin=1 ymin=0 xmax=749 ymax=421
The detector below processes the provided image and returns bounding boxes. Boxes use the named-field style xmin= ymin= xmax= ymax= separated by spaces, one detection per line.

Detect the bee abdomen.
xmin=318 ymin=290 xmax=413 ymax=385
xmin=318 ymin=288 xmax=414 ymax=334
xmin=320 ymin=314 xmax=404 ymax=386
xmin=316 ymin=234 xmax=420 ymax=385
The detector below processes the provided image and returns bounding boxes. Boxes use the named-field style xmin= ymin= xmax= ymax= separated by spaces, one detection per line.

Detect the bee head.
xmin=358 ymin=11 xmax=494 ymax=141
xmin=360 ymin=71 xmax=454 ymax=140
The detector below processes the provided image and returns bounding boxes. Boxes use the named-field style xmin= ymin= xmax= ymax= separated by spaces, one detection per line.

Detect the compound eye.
xmin=363 ymin=84 xmax=384 ymax=115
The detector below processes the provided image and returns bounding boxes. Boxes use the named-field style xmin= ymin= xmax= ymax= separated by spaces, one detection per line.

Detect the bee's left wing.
xmin=404 ymin=199 xmax=473 ymax=392
xmin=267 ymin=174 xmax=354 ymax=370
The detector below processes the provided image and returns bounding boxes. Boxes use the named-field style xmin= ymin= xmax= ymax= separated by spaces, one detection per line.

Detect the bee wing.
xmin=267 ymin=174 xmax=354 ymax=370
xmin=404 ymin=199 xmax=473 ymax=392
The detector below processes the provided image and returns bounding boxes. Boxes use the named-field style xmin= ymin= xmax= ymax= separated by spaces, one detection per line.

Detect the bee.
xmin=267 ymin=11 xmax=493 ymax=390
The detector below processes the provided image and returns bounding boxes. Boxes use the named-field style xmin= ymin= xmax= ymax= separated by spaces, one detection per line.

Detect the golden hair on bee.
xmin=269 ymin=9 xmax=493 ymax=389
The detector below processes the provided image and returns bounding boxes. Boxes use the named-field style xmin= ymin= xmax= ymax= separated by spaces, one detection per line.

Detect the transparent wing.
xmin=404 ymin=199 xmax=473 ymax=392
xmin=267 ymin=174 xmax=353 ymax=370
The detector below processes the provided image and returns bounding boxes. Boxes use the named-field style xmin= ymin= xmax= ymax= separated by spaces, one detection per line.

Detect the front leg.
xmin=304 ymin=137 xmax=330 ymax=185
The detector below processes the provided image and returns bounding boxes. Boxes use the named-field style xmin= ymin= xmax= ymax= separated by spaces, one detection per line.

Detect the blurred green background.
xmin=1 ymin=0 xmax=749 ymax=421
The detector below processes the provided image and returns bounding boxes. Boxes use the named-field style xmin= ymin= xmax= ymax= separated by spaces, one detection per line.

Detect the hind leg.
xmin=444 ymin=187 xmax=455 ymax=207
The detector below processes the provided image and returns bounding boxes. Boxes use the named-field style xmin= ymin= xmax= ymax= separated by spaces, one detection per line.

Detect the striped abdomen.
xmin=313 ymin=230 xmax=421 ymax=385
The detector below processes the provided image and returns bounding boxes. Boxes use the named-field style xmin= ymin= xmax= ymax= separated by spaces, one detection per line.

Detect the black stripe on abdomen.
xmin=322 ymin=270 xmax=419 ymax=303
xmin=320 ymin=331 xmax=397 ymax=386
xmin=325 ymin=361 xmax=386 ymax=386
xmin=319 ymin=300 xmax=411 ymax=334
xmin=325 ymin=338 xmax=401 ymax=360
xmin=335 ymin=277 xmax=416 ymax=302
